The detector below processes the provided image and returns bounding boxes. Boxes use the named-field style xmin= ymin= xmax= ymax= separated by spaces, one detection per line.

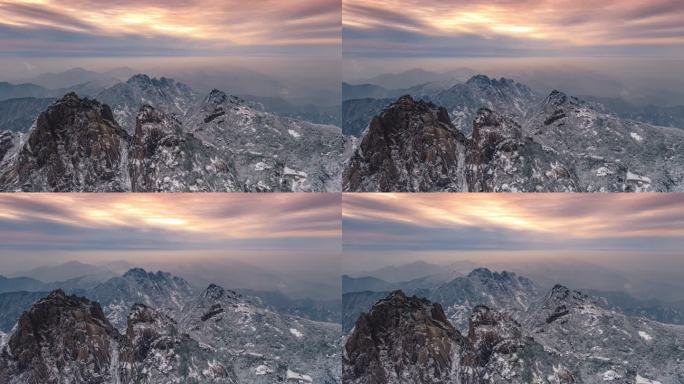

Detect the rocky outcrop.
xmin=431 ymin=75 xmax=538 ymax=136
xmin=95 ymin=74 xmax=196 ymax=133
xmin=0 ymin=290 xmax=119 ymax=384
xmin=0 ymin=93 xmax=131 ymax=191
xmin=0 ymin=130 xmax=17 ymax=164
xmin=0 ymin=74 xmax=348 ymax=192
xmin=524 ymin=90 xmax=684 ymax=191
xmin=128 ymin=105 xmax=241 ymax=191
xmin=82 ymin=268 xmax=197 ymax=330
xmin=343 ymin=290 xmax=464 ymax=384
xmin=181 ymin=284 xmax=341 ymax=384
xmin=185 ymin=89 xmax=349 ymax=192
xmin=467 ymin=108 xmax=579 ymax=192
xmin=459 ymin=306 xmax=574 ymax=384
xmin=343 ymin=95 xmax=468 ymax=191
xmin=342 ymin=95 xmax=577 ymax=192
xmin=119 ymin=303 xmax=236 ymax=384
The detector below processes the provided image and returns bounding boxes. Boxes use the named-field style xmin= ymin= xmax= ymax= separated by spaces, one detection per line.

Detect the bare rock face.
xmin=0 ymin=290 xmax=119 ymax=384
xmin=344 ymin=95 xmax=468 ymax=191
xmin=343 ymin=290 xmax=464 ymax=384
xmin=128 ymin=105 xmax=241 ymax=192
xmin=0 ymin=92 xmax=131 ymax=191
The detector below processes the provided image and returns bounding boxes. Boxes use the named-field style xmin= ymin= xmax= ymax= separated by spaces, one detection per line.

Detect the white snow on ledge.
xmin=289 ymin=328 xmax=304 ymax=338
xmin=283 ymin=167 xmax=308 ymax=178
xmin=630 ymin=132 xmax=643 ymax=142
xmin=287 ymin=369 xmax=312 ymax=383
xmin=626 ymin=171 xmax=651 ymax=184
xmin=636 ymin=374 xmax=662 ymax=384
xmin=638 ymin=331 xmax=653 ymax=341
xmin=288 ymin=129 xmax=301 ymax=138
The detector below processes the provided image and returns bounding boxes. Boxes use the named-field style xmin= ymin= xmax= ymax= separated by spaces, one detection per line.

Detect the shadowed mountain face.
xmin=0 ymin=74 xmax=349 ymax=192
xmin=343 ymin=291 xmax=464 ymax=384
xmin=0 ymin=92 xmax=131 ymax=191
xmin=344 ymin=75 xmax=684 ymax=192
xmin=0 ymin=290 xmax=120 ymax=384
xmin=343 ymin=270 xmax=684 ymax=384
xmin=344 ymin=95 xmax=468 ymax=192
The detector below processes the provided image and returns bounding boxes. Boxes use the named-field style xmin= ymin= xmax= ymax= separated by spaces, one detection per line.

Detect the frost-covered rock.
xmin=523 ymin=90 xmax=684 ymax=192
xmin=83 ymin=268 xmax=197 ymax=331
xmin=184 ymin=89 xmax=350 ymax=192
xmin=344 ymin=84 xmax=684 ymax=192
xmin=180 ymin=284 xmax=341 ymax=384
xmin=119 ymin=303 xmax=237 ymax=384
xmin=344 ymin=273 xmax=684 ymax=384
xmin=128 ymin=105 xmax=241 ymax=191
xmin=343 ymin=290 xmax=571 ymax=384
xmin=96 ymin=74 xmax=196 ymax=134
xmin=431 ymin=75 xmax=538 ymax=136
xmin=0 ymin=77 xmax=349 ymax=192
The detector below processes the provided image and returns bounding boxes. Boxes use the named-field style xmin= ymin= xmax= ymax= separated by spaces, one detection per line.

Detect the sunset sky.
xmin=0 ymin=0 xmax=340 ymax=57
xmin=343 ymin=0 xmax=684 ymax=58
xmin=0 ymin=193 xmax=340 ymax=276
xmin=343 ymin=193 xmax=684 ymax=275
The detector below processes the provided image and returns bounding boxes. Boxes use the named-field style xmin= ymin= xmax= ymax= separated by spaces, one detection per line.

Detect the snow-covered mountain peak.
xmin=126 ymin=73 xmax=152 ymax=85
xmin=542 ymin=89 xmax=582 ymax=109
xmin=545 ymin=284 xmax=591 ymax=307
xmin=199 ymin=283 xmax=241 ymax=303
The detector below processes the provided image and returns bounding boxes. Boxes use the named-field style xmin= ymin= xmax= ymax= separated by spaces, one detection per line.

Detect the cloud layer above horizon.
xmin=0 ymin=194 xmax=340 ymax=269
xmin=343 ymin=0 xmax=684 ymax=58
xmin=0 ymin=0 xmax=340 ymax=57
xmin=343 ymin=193 xmax=684 ymax=253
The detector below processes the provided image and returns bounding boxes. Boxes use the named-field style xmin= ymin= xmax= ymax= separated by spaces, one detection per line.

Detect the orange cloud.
xmin=0 ymin=193 xmax=341 ymax=240
xmin=0 ymin=0 xmax=340 ymax=48
xmin=343 ymin=193 xmax=684 ymax=239
xmin=344 ymin=0 xmax=684 ymax=46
